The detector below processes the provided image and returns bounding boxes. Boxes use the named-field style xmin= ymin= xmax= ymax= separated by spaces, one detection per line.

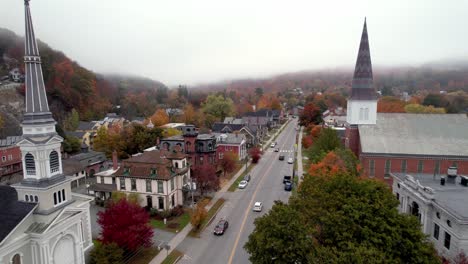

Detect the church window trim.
xmin=25 ymin=153 xmax=36 ymax=175
xmin=49 ymin=150 xmax=60 ymax=174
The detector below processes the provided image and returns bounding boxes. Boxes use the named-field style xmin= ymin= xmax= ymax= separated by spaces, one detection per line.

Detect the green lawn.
xmin=150 ymin=212 xmax=190 ymax=233
xmin=161 ymin=249 xmax=184 ymax=264
xmin=189 ymin=198 xmax=226 ymax=237
xmin=127 ymin=247 xmax=160 ymax=264
xmin=228 ymin=164 xmax=254 ymax=192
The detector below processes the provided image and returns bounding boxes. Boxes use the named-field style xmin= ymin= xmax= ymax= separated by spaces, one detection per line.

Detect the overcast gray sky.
xmin=2 ymin=0 xmax=468 ymax=85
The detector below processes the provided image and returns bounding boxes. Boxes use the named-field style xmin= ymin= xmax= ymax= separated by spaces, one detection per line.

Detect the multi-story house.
xmin=0 ymin=136 xmax=22 ymax=182
xmin=212 ymin=122 xmax=257 ymax=148
xmin=92 ymin=148 xmax=190 ymax=210
xmin=160 ymin=125 xmax=217 ymax=171
xmin=392 ymin=169 xmax=468 ymax=261
xmin=213 ymin=133 xmax=247 ymax=161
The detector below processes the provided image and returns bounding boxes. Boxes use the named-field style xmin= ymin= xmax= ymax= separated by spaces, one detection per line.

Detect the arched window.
xmin=25 ymin=195 xmax=29 ymax=202
xmin=29 ymin=195 xmax=33 ymax=202
xmin=25 ymin=153 xmax=36 ymax=175
xmin=49 ymin=151 xmax=59 ymax=173
xmin=12 ymin=254 xmax=21 ymax=264
xmin=185 ymin=141 xmax=191 ymax=152
xmin=34 ymin=196 xmax=38 ymax=202
xmin=163 ymin=142 xmax=170 ymax=150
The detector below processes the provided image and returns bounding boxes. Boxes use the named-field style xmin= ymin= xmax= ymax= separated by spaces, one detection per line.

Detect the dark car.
xmin=274 ymin=148 xmax=280 ymax=152
xmin=244 ymin=174 xmax=251 ymax=182
xmin=284 ymin=181 xmax=293 ymax=191
xmin=279 ymin=155 xmax=285 ymax=161
xmin=283 ymin=175 xmax=292 ymax=183
xmin=214 ymin=219 xmax=229 ymax=235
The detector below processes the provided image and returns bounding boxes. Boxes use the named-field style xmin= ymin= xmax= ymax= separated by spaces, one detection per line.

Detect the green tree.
xmin=89 ymin=242 xmax=124 ymax=264
xmin=63 ymin=108 xmax=80 ymax=131
xmin=306 ymin=128 xmax=342 ymax=163
xmin=245 ymin=201 xmax=312 ymax=264
xmin=255 ymin=87 xmax=264 ymax=98
xmin=110 ymin=191 xmax=140 ymax=204
xmin=422 ymin=94 xmax=449 ymax=108
xmin=202 ymin=94 xmax=235 ymax=121
xmin=404 ymin=104 xmax=446 ymax=114
xmin=62 ymin=136 xmax=81 ymax=154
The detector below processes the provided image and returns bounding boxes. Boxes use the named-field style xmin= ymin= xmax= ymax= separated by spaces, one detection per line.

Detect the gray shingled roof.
xmin=359 ymin=113 xmax=468 ymax=157
xmin=0 ymin=136 xmax=22 ymax=147
xmin=0 ymin=186 xmax=37 ymax=243
xmin=213 ymin=133 xmax=246 ymax=144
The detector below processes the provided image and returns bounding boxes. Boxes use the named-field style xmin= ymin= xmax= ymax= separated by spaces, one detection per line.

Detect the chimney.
xmin=112 ymin=150 xmax=118 ymax=170
xmin=447 ymin=166 xmax=457 ymax=184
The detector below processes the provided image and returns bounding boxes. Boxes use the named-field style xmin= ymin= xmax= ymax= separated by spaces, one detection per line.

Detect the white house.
xmin=392 ymin=169 xmax=468 ymax=261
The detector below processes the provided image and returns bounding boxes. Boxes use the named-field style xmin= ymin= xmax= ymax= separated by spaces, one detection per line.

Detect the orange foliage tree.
xmin=150 ymin=109 xmax=169 ymax=127
xmin=308 ymin=151 xmax=347 ymax=177
xmin=377 ymin=96 xmax=406 ymax=113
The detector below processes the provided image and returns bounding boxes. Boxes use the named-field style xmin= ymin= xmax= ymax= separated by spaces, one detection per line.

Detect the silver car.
xmin=238 ymin=180 xmax=248 ymax=189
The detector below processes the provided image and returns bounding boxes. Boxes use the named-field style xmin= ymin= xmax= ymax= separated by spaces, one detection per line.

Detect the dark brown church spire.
xmin=350 ymin=18 xmax=378 ymax=100
xmin=23 ymin=0 xmax=55 ymax=126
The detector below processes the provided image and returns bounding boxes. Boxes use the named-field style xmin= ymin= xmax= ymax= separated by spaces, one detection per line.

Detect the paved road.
xmin=177 ymin=119 xmax=298 ymax=264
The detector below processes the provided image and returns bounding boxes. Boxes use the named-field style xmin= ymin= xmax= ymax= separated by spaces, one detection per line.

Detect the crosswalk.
xmin=266 ymin=149 xmax=295 ymax=153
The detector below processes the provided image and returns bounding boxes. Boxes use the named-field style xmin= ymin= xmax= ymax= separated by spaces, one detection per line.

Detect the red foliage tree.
xmin=299 ymin=103 xmax=322 ymax=126
xmin=249 ymin=147 xmax=262 ymax=163
xmin=220 ymin=151 xmax=238 ymax=177
xmin=377 ymin=96 xmax=406 ymax=113
xmin=97 ymin=199 xmax=153 ymax=253
xmin=192 ymin=165 xmax=220 ymax=196
xmin=302 ymin=135 xmax=313 ymax=149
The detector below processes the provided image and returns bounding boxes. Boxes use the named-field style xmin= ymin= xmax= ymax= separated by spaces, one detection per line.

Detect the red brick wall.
xmin=216 ymin=145 xmax=240 ymax=160
xmin=345 ymin=125 xmax=360 ymax=156
xmin=0 ymin=146 xmax=22 ymax=177
xmin=361 ymin=155 xmax=468 ymax=186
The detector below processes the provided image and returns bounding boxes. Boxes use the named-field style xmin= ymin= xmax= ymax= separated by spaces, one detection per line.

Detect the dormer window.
xmin=124 ymin=167 xmax=130 ymax=175
xmin=150 ymin=168 xmax=157 ymax=176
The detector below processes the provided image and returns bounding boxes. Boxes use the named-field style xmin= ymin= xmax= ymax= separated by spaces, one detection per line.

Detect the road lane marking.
xmin=227 ymin=122 xmax=296 ymax=264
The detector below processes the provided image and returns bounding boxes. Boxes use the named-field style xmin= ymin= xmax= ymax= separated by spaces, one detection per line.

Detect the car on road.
xmin=279 ymin=155 xmax=285 ymax=161
xmin=253 ymin=202 xmax=263 ymax=212
xmin=288 ymin=157 xmax=294 ymax=164
xmin=213 ymin=219 xmax=229 ymax=235
xmin=283 ymin=175 xmax=292 ymax=183
xmin=270 ymin=142 xmax=277 ymax=148
xmin=238 ymin=180 xmax=248 ymax=189
xmin=274 ymin=148 xmax=280 ymax=152
xmin=284 ymin=181 xmax=293 ymax=191
xmin=243 ymin=174 xmax=251 ymax=182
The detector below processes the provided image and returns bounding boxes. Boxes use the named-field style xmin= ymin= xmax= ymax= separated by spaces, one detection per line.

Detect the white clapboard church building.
xmin=0 ymin=1 xmax=93 ymax=263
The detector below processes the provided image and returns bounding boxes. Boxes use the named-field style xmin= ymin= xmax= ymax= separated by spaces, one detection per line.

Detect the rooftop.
xmin=392 ymin=172 xmax=468 ymax=220
xmin=0 ymin=136 xmax=22 ymax=147
xmin=213 ymin=132 xmax=246 ymax=144
xmin=359 ymin=113 xmax=468 ymax=157
xmin=0 ymin=186 xmax=37 ymax=243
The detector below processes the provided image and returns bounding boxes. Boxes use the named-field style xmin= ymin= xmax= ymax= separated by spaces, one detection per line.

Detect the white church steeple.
xmin=346 ymin=18 xmax=378 ymax=125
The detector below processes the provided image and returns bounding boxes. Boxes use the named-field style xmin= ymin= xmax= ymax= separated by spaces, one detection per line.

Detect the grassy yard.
xmin=161 ymin=249 xmax=184 ymax=264
xmin=189 ymin=198 xmax=226 ymax=237
xmin=126 ymin=247 xmax=160 ymax=264
xmin=228 ymin=164 xmax=254 ymax=192
xmin=150 ymin=212 xmax=190 ymax=233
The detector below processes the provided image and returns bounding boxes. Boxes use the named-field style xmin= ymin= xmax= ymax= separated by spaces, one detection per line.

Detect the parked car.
xmin=284 ymin=181 xmax=293 ymax=191
xmin=238 ymin=180 xmax=248 ymax=189
xmin=283 ymin=175 xmax=292 ymax=183
xmin=288 ymin=157 xmax=294 ymax=164
xmin=279 ymin=155 xmax=285 ymax=161
xmin=213 ymin=219 xmax=229 ymax=235
xmin=243 ymin=174 xmax=251 ymax=182
xmin=253 ymin=202 xmax=263 ymax=212
xmin=270 ymin=142 xmax=276 ymax=148
xmin=274 ymin=148 xmax=280 ymax=152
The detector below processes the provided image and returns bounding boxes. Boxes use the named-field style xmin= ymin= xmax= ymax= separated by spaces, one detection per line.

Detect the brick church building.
xmin=345 ymin=19 xmax=468 ymax=185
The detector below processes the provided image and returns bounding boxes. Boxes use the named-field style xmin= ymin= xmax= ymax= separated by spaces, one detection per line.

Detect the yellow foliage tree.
xmin=162 ymin=128 xmax=182 ymax=138
xmin=150 ymin=109 xmax=169 ymax=127
xmin=404 ymin=104 xmax=446 ymax=114
xmin=183 ymin=104 xmax=196 ymax=124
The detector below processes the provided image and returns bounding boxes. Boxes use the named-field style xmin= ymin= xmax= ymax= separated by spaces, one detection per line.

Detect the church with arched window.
xmin=0 ymin=1 xmax=93 ymax=263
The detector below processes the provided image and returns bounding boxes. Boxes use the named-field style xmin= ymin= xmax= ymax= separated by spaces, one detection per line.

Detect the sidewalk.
xmin=149 ymin=120 xmax=290 ymax=264
xmin=297 ymin=126 xmax=304 ymax=185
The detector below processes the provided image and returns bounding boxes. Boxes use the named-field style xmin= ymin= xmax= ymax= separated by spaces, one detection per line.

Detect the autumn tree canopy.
xmin=299 ymin=103 xmax=322 ymax=127
xmin=97 ymin=198 xmax=153 ymax=253
xmin=202 ymin=94 xmax=235 ymax=121
xmin=150 ymin=109 xmax=170 ymax=127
